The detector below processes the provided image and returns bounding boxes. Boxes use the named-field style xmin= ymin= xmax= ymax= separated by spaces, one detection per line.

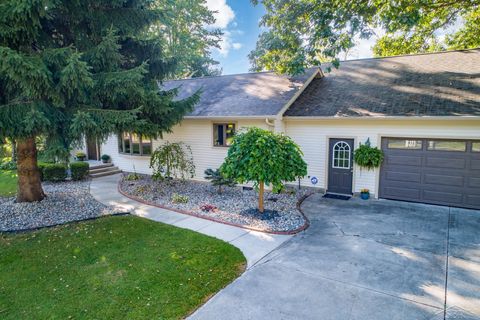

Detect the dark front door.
xmin=328 ymin=138 xmax=354 ymax=195
xmin=86 ymin=135 xmax=98 ymax=160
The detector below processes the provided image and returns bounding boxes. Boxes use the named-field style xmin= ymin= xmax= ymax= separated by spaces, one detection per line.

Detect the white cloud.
xmin=206 ymin=0 xmax=235 ymax=29
xmin=217 ymin=31 xmax=243 ymax=56
xmin=205 ymin=1 xmax=243 ymax=57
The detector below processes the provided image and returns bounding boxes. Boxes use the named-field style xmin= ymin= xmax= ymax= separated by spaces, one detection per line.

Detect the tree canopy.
xmin=249 ymin=0 xmax=480 ymax=74
xmin=221 ymin=127 xmax=307 ymax=213
xmin=0 ymin=0 xmax=218 ymax=202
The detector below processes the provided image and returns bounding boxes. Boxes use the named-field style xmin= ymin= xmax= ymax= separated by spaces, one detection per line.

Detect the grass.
xmin=0 ymin=170 xmax=17 ymax=197
xmin=0 ymin=215 xmax=246 ymax=319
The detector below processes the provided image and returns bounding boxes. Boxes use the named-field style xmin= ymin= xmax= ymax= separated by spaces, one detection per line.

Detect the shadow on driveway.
xmin=190 ymin=194 xmax=480 ymax=320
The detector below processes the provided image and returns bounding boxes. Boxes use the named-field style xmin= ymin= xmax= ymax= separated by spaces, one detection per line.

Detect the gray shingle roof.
xmin=163 ymin=68 xmax=319 ymax=117
xmin=284 ymin=49 xmax=480 ymax=117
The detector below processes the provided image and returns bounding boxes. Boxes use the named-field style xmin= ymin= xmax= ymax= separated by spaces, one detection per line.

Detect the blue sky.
xmin=208 ymin=0 xmax=266 ymax=75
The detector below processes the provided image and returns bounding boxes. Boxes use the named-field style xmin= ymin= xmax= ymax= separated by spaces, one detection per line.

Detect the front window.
xmin=332 ymin=141 xmax=351 ymax=169
xmin=118 ymin=133 xmax=152 ymax=155
xmin=213 ymin=123 xmax=235 ymax=147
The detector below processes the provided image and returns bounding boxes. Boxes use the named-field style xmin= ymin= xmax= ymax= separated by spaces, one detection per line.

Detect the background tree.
xmin=0 ymin=0 xmax=208 ymax=202
xmin=250 ymin=0 xmax=480 ymax=74
xmin=157 ymin=0 xmax=223 ymax=78
xmin=221 ymin=128 xmax=307 ymax=213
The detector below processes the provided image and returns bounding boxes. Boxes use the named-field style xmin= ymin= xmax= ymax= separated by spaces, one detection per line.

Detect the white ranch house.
xmin=82 ymin=49 xmax=480 ymax=210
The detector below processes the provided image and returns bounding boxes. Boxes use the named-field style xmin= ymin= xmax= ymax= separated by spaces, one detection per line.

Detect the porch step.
xmin=89 ymin=163 xmax=114 ymax=170
xmin=89 ymin=164 xmax=122 ymax=178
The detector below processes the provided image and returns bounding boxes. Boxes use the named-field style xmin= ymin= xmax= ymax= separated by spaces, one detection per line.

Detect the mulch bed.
xmin=119 ymin=174 xmax=311 ymax=233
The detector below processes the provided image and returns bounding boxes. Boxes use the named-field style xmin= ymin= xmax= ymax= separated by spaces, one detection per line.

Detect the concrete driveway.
xmin=190 ymin=194 xmax=480 ymax=320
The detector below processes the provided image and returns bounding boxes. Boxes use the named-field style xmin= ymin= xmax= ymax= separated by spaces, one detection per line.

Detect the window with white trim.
xmin=213 ymin=123 xmax=235 ymax=147
xmin=332 ymin=141 xmax=351 ymax=169
xmin=118 ymin=133 xmax=152 ymax=155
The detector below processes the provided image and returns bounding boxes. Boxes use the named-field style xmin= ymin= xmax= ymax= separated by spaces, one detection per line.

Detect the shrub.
xmin=150 ymin=142 xmax=195 ymax=180
xmin=70 ymin=162 xmax=89 ymax=180
xmin=204 ymin=168 xmax=236 ymax=194
xmin=75 ymin=152 xmax=87 ymax=161
xmin=41 ymin=163 xmax=67 ymax=182
xmin=124 ymin=173 xmax=140 ymax=181
xmin=171 ymin=193 xmax=189 ymax=203
xmin=0 ymin=160 xmax=17 ymax=171
xmin=354 ymin=140 xmax=384 ymax=170
xmin=101 ymin=154 xmax=110 ymax=162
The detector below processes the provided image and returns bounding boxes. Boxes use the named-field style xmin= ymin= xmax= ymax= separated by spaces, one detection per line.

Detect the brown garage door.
xmin=379 ymin=138 xmax=480 ymax=209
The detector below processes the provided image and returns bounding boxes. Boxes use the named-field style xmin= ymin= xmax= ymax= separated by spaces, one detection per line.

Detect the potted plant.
xmin=76 ymin=151 xmax=86 ymax=161
xmin=101 ymin=154 xmax=111 ymax=163
xmin=360 ymin=188 xmax=370 ymax=200
xmin=353 ymin=138 xmax=384 ymax=170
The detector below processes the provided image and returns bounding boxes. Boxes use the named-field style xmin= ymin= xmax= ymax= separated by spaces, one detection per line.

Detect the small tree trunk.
xmin=258 ymin=181 xmax=264 ymax=213
xmin=11 ymin=139 xmax=17 ymax=161
xmin=16 ymin=137 xmax=45 ymax=203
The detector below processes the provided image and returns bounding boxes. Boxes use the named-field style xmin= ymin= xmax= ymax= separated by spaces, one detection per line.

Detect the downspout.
xmin=265 ymin=118 xmax=275 ymax=128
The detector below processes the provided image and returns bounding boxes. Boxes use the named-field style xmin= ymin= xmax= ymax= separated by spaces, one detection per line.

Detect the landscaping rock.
xmin=0 ymin=180 xmax=124 ymax=232
xmin=119 ymin=174 xmax=310 ymax=233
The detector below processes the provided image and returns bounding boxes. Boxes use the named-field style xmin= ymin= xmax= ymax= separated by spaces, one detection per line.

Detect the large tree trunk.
xmin=258 ymin=181 xmax=264 ymax=213
xmin=16 ymin=137 xmax=45 ymax=203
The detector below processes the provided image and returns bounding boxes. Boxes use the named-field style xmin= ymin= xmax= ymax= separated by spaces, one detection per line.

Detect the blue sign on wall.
xmin=310 ymin=176 xmax=318 ymax=185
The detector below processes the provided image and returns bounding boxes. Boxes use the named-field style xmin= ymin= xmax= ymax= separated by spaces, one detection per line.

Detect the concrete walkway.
xmin=90 ymin=174 xmax=293 ymax=269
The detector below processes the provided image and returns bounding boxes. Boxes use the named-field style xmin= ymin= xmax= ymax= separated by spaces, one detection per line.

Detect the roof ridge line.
xmin=340 ymin=47 xmax=480 ymax=63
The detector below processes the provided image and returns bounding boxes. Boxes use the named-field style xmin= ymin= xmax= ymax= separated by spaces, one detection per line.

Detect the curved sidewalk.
xmin=90 ymin=174 xmax=293 ymax=269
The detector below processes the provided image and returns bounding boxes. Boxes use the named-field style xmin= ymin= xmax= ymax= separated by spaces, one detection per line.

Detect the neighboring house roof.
xmin=162 ymin=68 xmax=320 ymax=118
xmin=284 ymin=49 xmax=480 ymax=117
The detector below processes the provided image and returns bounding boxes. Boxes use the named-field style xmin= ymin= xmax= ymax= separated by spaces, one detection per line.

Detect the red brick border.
xmin=117 ymin=183 xmax=311 ymax=235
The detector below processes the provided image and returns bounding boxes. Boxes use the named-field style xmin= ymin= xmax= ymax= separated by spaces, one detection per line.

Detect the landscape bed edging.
xmin=118 ymin=182 xmax=311 ymax=235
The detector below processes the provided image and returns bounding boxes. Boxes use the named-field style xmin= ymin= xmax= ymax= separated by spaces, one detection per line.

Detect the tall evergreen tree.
xmin=0 ymin=0 xmax=199 ymax=202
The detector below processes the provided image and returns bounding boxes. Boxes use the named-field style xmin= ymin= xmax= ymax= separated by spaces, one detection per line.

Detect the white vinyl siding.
xmin=101 ymin=119 xmax=269 ymax=180
xmin=284 ymin=119 xmax=480 ymax=196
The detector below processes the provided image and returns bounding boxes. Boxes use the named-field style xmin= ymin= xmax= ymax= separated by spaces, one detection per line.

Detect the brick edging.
xmin=117 ymin=182 xmax=312 ymax=235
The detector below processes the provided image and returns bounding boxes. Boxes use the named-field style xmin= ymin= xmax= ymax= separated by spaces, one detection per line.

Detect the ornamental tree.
xmin=0 ymin=1 xmax=210 ymax=202
xmin=221 ymin=127 xmax=307 ymax=213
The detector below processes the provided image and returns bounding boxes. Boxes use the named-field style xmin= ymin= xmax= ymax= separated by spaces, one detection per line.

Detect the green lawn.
xmin=0 ymin=170 xmax=17 ymax=197
xmin=0 ymin=216 xmax=246 ymax=319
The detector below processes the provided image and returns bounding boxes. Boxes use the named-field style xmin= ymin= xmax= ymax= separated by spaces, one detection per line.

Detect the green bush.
xmin=171 ymin=193 xmax=189 ymax=203
xmin=0 ymin=160 xmax=17 ymax=171
xmin=75 ymin=152 xmax=87 ymax=161
xmin=41 ymin=163 xmax=67 ymax=182
xmin=37 ymin=162 xmax=47 ymax=181
xmin=70 ymin=162 xmax=89 ymax=180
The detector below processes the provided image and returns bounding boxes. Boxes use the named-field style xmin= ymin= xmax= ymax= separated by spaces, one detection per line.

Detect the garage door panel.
xmin=385 ymin=155 xmax=422 ymax=166
xmin=469 ymin=177 xmax=480 ymax=188
xmin=423 ymin=190 xmax=464 ymax=204
xmin=380 ymin=138 xmax=480 ymax=210
xmin=467 ymin=195 xmax=480 ymax=206
xmin=471 ymin=159 xmax=480 ymax=170
xmin=425 ymin=157 xmax=466 ymax=169
xmin=424 ymin=173 xmax=464 ymax=187
xmin=382 ymin=186 xmax=421 ymax=200
xmin=385 ymin=170 xmax=421 ymax=183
